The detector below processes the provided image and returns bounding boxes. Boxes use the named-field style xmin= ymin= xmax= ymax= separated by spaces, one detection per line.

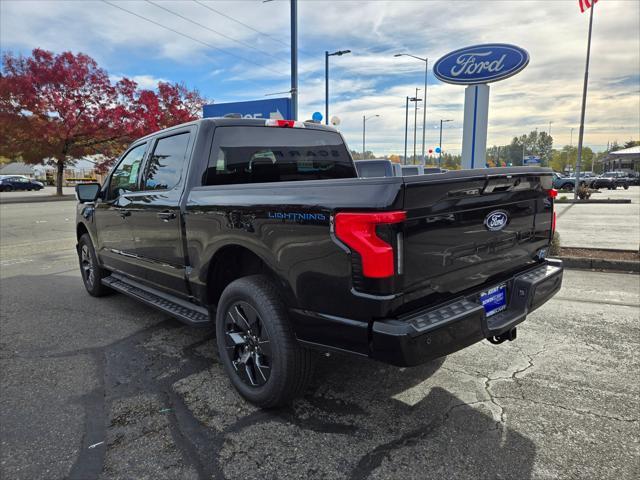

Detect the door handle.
xmin=118 ymin=209 xmax=131 ymax=219
xmin=157 ymin=211 xmax=176 ymax=221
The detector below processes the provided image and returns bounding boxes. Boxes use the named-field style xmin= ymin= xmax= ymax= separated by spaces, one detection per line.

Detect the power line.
xmin=192 ymin=0 xmax=290 ymax=49
xmin=145 ymin=0 xmax=288 ymax=67
xmin=101 ymin=0 xmax=284 ymax=77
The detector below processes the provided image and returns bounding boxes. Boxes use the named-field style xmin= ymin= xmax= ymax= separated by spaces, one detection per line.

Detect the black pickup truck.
xmin=75 ymin=118 xmax=563 ymax=407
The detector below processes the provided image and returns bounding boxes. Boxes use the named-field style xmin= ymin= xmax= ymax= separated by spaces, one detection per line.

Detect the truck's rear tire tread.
xmin=216 ymin=275 xmax=314 ymax=407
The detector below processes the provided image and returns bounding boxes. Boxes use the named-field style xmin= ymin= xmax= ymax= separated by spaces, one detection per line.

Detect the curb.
xmin=555 ymin=199 xmax=632 ymax=204
xmin=558 ymin=256 xmax=640 ymax=273
xmin=0 ymin=194 xmax=76 ymax=205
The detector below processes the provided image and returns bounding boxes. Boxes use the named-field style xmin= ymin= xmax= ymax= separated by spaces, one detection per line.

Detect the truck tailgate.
xmin=400 ymin=168 xmax=554 ymax=306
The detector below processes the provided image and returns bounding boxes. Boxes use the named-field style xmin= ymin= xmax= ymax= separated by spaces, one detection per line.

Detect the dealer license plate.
xmin=480 ymin=284 xmax=507 ymax=317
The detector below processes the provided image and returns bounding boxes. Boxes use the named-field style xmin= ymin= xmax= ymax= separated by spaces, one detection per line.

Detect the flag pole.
xmin=574 ymin=1 xmax=595 ymax=199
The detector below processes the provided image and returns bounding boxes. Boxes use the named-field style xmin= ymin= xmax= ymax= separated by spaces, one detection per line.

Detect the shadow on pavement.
xmin=0 ymin=273 xmax=536 ymax=480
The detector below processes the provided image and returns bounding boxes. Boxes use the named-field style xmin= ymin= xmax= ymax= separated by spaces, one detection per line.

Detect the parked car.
xmin=0 ymin=175 xmax=44 ymax=192
xmin=75 ymin=117 xmax=563 ymax=407
xmin=552 ymin=173 xmax=577 ymax=191
xmin=600 ymin=171 xmax=630 ymax=189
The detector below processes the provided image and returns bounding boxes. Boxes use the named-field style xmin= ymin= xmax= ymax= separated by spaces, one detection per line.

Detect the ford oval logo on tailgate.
xmin=485 ymin=211 xmax=508 ymax=231
xmin=433 ymin=43 xmax=529 ymax=85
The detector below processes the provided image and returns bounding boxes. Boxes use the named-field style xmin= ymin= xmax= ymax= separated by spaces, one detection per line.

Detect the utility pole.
xmin=325 ymin=52 xmax=329 ymax=125
xmin=290 ymin=0 xmax=297 ymax=120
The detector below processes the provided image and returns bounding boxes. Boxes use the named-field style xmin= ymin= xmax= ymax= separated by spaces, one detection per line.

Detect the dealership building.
xmin=597 ymin=145 xmax=640 ymax=173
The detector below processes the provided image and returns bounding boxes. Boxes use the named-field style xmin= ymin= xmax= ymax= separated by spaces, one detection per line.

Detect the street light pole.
xmin=394 ymin=53 xmax=428 ymax=164
xmin=404 ymin=97 xmax=409 ymax=165
xmin=413 ymin=88 xmax=420 ymax=164
xmin=324 ymin=49 xmax=351 ymax=125
xmin=362 ymin=114 xmax=380 ymax=158
xmin=325 ymin=51 xmax=329 ymax=125
xmin=439 ymin=119 xmax=452 ymax=167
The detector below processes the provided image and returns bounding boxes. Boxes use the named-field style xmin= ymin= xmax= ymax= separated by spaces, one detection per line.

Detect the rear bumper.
xmin=370 ymin=259 xmax=563 ymax=366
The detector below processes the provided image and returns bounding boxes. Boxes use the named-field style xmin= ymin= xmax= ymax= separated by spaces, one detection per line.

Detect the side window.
xmin=109 ymin=143 xmax=146 ymax=199
xmin=143 ymin=132 xmax=191 ymax=191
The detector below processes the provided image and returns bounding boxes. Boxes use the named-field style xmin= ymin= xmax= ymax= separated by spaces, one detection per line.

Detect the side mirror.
xmin=76 ymin=183 xmax=101 ymax=203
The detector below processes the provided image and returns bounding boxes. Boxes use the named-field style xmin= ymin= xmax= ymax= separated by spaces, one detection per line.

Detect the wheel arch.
xmin=203 ymin=244 xmax=297 ymax=311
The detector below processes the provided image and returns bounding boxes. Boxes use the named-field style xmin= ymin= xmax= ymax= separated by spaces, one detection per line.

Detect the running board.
xmin=102 ymin=274 xmax=211 ymax=326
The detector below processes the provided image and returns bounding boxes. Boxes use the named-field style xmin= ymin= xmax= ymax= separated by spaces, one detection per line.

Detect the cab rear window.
xmin=203 ymin=126 xmax=356 ymax=186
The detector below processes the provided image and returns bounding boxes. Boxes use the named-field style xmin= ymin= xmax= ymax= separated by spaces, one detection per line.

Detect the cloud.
xmin=1 ymin=0 xmax=638 ymax=155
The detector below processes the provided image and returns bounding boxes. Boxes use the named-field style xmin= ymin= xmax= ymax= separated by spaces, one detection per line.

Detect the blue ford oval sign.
xmin=433 ymin=43 xmax=529 ymax=85
xmin=485 ymin=210 xmax=509 ymax=231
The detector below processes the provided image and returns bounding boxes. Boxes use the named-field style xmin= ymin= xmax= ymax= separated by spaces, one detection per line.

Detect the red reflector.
xmin=548 ymin=188 xmax=558 ymax=198
xmin=334 ymin=211 xmax=406 ymax=278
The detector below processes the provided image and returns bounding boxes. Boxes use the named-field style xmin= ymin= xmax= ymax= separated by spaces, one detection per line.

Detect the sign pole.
xmin=574 ymin=1 xmax=595 ymax=199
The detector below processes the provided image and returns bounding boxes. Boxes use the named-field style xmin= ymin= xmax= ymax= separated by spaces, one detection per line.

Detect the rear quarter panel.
xmin=184 ymin=177 xmax=404 ymax=320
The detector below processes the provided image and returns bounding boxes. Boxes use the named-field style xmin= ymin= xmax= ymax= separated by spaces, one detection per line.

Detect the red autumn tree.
xmin=0 ymin=49 xmax=204 ymax=195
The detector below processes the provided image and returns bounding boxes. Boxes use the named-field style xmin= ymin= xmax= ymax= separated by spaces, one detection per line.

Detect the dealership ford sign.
xmin=433 ymin=43 xmax=529 ymax=85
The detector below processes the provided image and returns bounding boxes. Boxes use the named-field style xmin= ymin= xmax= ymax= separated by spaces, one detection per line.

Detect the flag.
xmin=579 ymin=0 xmax=598 ymax=13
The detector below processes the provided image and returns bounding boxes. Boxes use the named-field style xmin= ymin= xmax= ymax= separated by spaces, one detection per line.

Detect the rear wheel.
xmin=78 ymin=234 xmax=111 ymax=297
xmin=216 ymin=275 xmax=314 ymax=407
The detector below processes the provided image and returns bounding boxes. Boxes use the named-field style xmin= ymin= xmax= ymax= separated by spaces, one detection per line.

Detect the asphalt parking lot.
xmin=555 ymin=186 xmax=640 ymax=250
xmin=1 ymin=199 xmax=639 ymax=480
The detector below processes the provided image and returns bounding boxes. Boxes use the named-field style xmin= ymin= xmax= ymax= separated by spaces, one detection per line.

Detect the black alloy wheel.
xmin=223 ymin=301 xmax=272 ymax=387
xmin=215 ymin=275 xmax=314 ymax=407
xmin=80 ymin=243 xmax=96 ymax=290
xmin=77 ymin=234 xmax=111 ymax=297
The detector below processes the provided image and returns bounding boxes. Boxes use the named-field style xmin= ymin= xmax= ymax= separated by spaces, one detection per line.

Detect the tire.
xmin=78 ymin=233 xmax=112 ymax=297
xmin=4 ymin=186 xmax=13 ymax=192
xmin=624 ymin=185 xmax=629 ymax=190
xmin=561 ymin=183 xmax=573 ymax=191
xmin=216 ymin=275 xmax=314 ymax=407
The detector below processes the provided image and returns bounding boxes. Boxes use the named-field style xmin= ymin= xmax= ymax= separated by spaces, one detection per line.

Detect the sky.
xmin=1 ymin=0 xmax=639 ymax=156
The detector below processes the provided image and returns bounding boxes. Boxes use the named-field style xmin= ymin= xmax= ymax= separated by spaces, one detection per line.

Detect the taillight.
xmin=547 ymin=189 xmax=557 ymax=235
xmin=334 ymin=211 xmax=406 ymax=278
xmin=265 ymin=119 xmax=305 ymax=128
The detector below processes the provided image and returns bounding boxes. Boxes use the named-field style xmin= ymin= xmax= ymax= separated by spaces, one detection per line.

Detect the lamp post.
xmin=404 ymin=97 xmax=409 ymax=164
xmin=325 ymin=49 xmax=351 ymax=125
xmin=439 ymin=119 xmax=452 ymax=167
xmin=394 ymin=53 xmax=428 ymax=164
xmin=406 ymin=96 xmax=421 ymax=163
xmin=413 ymin=88 xmax=421 ymax=164
xmin=362 ymin=114 xmax=380 ymax=159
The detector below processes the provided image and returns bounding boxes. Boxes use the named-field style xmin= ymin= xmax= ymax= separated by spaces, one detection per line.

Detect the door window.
xmin=143 ymin=132 xmax=191 ymax=191
xmin=109 ymin=143 xmax=146 ymax=199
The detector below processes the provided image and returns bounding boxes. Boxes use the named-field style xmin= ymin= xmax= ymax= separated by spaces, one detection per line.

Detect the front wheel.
xmin=78 ymin=234 xmax=112 ymax=297
xmin=216 ymin=275 xmax=314 ymax=407
xmin=624 ymin=184 xmax=629 ymax=190
xmin=561 ymin=183 xmax=573 ymax=191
